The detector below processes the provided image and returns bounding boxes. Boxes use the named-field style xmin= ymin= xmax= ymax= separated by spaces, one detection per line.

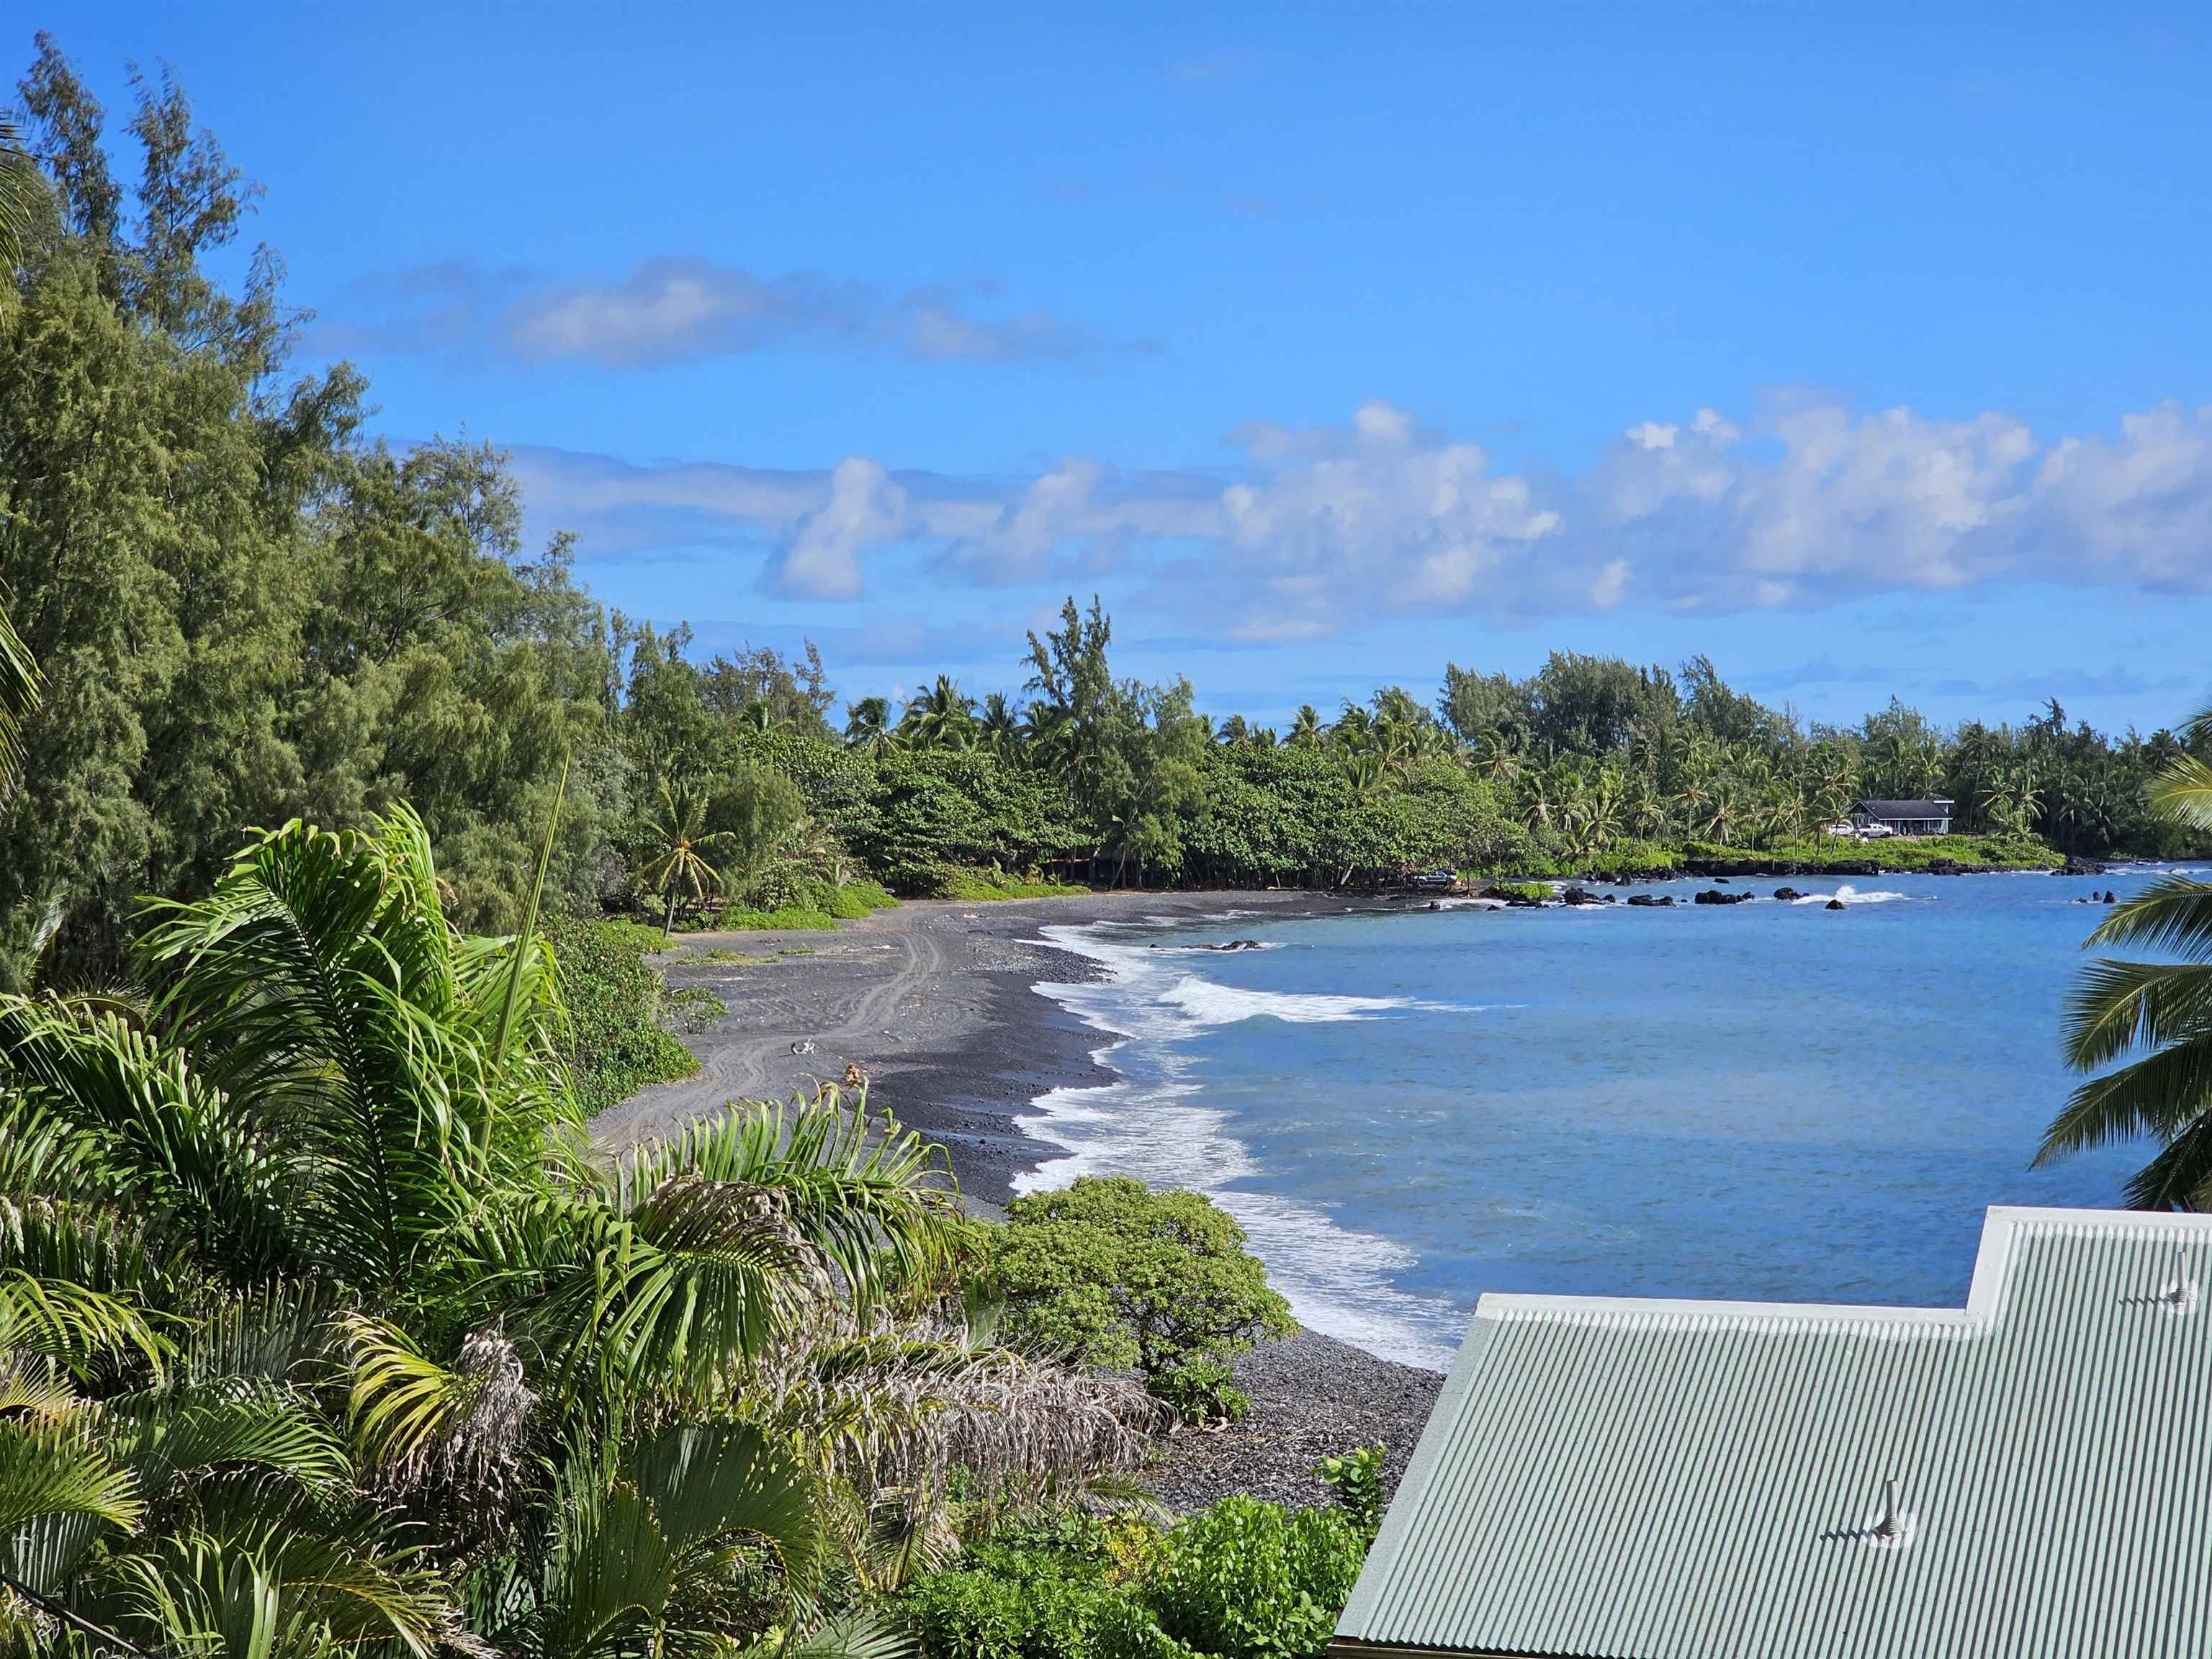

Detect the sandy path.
xmin=588 ymin=907 xmax=966 ymax=1151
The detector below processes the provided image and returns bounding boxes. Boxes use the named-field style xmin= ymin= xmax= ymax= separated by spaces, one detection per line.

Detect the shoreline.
xmin=590 ymin=887 xmax=1402 ymax=1209
xmin=585 ymin=889 xmax=1452 ymax=1508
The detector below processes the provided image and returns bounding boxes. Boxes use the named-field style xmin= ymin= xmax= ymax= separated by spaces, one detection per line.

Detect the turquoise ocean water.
xmin=1014 ymin=868 xmax=2191 ymax=1367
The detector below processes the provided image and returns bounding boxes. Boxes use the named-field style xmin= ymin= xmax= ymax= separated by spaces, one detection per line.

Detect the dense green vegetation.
xmin=0 ymin=806 xmax=1208 ymax=1658
xmin=897 ymin=1493 xmax=1370 ymax=1659
xmin=993 ymin=1178 xmax=1295 ymax=1425
xmin=7 ymin=41 xmax=2211 ymax=997
xmin=544 ymin=912 xmax=699 ymax=1115
xmin=2044 ymin=702 xmax=2212 ymax=1208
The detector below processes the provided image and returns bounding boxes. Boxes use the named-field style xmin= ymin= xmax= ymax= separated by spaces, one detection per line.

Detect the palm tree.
xmin=979 ymin=691 xmax=1022 ymax=753
xmin=2038 ymin=712 xmax=2212 ymax=1207
xmin=1287 ymin=706 xmax=1323 ymax=749
xmin=0 ymin=807 xmax=1150 ymax=1658
xmin=844 ymin=695 xmax=892 ymax=755
xmin=639 ymin=781 xmax=734 ymax=937
xmin=900 ymin=676 xmax=977 ymax=750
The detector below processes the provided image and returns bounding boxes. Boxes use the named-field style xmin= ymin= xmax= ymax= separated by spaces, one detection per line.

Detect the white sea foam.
xmin=1017 ymin=920 xmax=1467 ymax=1367
xmin=1786 ymin=884 xmax=1915 ymax=905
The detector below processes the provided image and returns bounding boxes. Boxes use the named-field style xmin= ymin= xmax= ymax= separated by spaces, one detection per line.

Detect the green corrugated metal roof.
xmin=1338 ymin=1208 xmax=2212 ymax=1658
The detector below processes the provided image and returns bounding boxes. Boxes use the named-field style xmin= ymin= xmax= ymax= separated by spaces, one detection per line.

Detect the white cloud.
xmin=505 ymin=260 xmax=1120 ymax=369
xmin=771 ymin=458 xmax=910 ymax=600
xmin=517 ymin=395 xmax=2212 ymax=635
xmin=335 ymin=258 xmax=1139 ymax=371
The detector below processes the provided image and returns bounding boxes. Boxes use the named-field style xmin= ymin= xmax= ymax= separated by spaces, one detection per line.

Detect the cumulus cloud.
xmin=770 ymin=459 xmax=912 ymax=599
xmin=333 ymin=258 xmax=1141 ymax=370
xmin=516 ymin=395 xmax=2212 ymax=635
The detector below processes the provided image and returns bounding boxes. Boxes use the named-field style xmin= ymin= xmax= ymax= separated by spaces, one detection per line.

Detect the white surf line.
xmin=1015 ymin=917 xmax=1465 ymax=1369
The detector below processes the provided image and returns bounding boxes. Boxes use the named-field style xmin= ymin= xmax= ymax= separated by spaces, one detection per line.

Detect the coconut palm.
xmin=843 ymin=696 xmax=892 ymax=755
xmin=2039 ymin=713 xmax=2212 ymax=1207
xmin=979 ymin=692 xmax=1022 ymax=753
xmin=639 ymin=781 xmax=735 ymax=938
xmin=900 ymin=677 xmax=977 ymax=750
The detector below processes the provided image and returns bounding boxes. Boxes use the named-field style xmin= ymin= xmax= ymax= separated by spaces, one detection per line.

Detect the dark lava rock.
xmin=1560 ymin=886 xmax=1614 ymax=906
xmin=1826 ymin=899 xmax=1847 ymax=911
xmin=1694 ymin=889 xmax=1754 ymax=906
xmin=1927 ymin=858 xmax=1964 ymax=876
xmin=1713 ymin=876 xmax=1732 ymax=884
xmin=1827 ymin=860 xmax=1880 ymax=876
xmin=1627 ymin=894 xmax=1675 ymax=907
xmin=1773 ymin=887 xmax=1804 ymax=902
xmin=2062 ymin=856 xmax=2110 ymax=876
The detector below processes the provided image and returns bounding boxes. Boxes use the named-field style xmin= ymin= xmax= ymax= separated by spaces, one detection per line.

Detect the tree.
xmin=2039 ymin=707 xmax=2212 ymax=1207
xmin=901 ymin=675 xmax=978 ymax=750
xmin=712 ymin=763 xmax=809 ymax=901
xmin=992 ymin=1177 xmax=1292 ymax=1394
xmin=637 ymin=781 xmax=734 ymax=935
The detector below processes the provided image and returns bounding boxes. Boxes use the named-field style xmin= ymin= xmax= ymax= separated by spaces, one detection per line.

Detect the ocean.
xmin=1013 ymin=867 xmax=2191 ymax=1368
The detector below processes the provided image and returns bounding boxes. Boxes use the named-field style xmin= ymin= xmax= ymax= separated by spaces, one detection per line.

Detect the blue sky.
xmin=41 ymin=4 xmax=2212 ymax=733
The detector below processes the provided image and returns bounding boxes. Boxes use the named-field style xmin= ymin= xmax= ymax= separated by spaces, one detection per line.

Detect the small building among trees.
xmin=1850 ymin=797 xmax=1955 ymax=835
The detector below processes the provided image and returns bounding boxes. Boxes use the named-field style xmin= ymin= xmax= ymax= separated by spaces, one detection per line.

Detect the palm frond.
xmin=536 ymin=1479 xmax=673 ymax=1659
xmin=0 ymin=994 xmax=294 ymax=1281
xmin=2038 ymin=1038 xmax=2212 ymax=1169
xmin=2148 ymin=754 xmax=2212 ymax=835
xmin=2062 ymin=960 xmax=2212 ymax=1071
xmin=0 ymin=595 xmax=37 ymax=804
xmin=620 ymin=1093 xmax=969 ymax=1308
xmin=0 ymin=1419 xmax=140 ymax=1538
xmin=133 ymin=810 xmax=559 ymax=1290
xmin=343 ymin=1316 xmax=534 ymax=1509
xmin=629 ymin=1421 xmax=821 ymax=1579
xmin=778 ymin=1611 xmax=917 ymax=1659
xmin=2081 ymin=873 xmax=2212 ymax=961
xmin=91 ymin=1505 xmax=450 ymax=1659
xmin=105 ymin=1383 xmax=351 ymax=1509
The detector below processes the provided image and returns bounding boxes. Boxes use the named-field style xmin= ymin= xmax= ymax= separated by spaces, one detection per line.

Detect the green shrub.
xmin=1678 ymin=834 xmax=2059 ymax=872
xmin=899 ymin=1516 xmax=1166 ymax=1659
xmin=714 ymin=905 xmax=839 ymax=930
xmin=1479 ymin=881 xmax=1552 ymax=903
xmin=665 ymin=984 xmax=727 ymax=1033
xmin=1314 ymin=1443 xmax=1387 ymax=1540
xmin=899 ymin=1500 xmax=1367 ymax=1659
xmin=1145 ymin=1497 xmax=1367 ymax=1659
xmin=1150 ymin=1359 xmax=1249 ymax=1427
xmin=712 ymin=881 xmax=898 ymax=931
xmin=992 ymin=1178 xmax=1292 ymax=1381
xmin=545 ymin=914 xmax=698 ymax=1116
xmin=936 ymin=868 xmax=1089 ymax=902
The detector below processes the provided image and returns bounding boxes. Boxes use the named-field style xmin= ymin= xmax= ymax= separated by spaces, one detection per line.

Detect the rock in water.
xmin=1627 ymin=894 xmax=1674 ymax=907
xmin=1773 ymin=887 xmax=1803 ymax=902
xmin=1825 ymin=899 xmax=1846 ymax=911
xmin=1694 ymin=889 xmax=1753 ymax=906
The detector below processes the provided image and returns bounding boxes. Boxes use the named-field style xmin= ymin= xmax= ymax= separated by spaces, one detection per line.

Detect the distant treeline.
xmin=3 ymin=40 xmax=2206 ymax=982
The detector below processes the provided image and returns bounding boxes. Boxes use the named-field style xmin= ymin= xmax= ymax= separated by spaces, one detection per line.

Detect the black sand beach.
xmin=587 ymin=888 xmax=1449 ymax=1506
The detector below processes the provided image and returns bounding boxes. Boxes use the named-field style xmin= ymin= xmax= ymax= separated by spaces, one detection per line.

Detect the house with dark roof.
xmin=1851 ymin=797 xmax=1954 ymax=835
xmin=1335 ymin=1207 xmax=2212 ymax=1659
